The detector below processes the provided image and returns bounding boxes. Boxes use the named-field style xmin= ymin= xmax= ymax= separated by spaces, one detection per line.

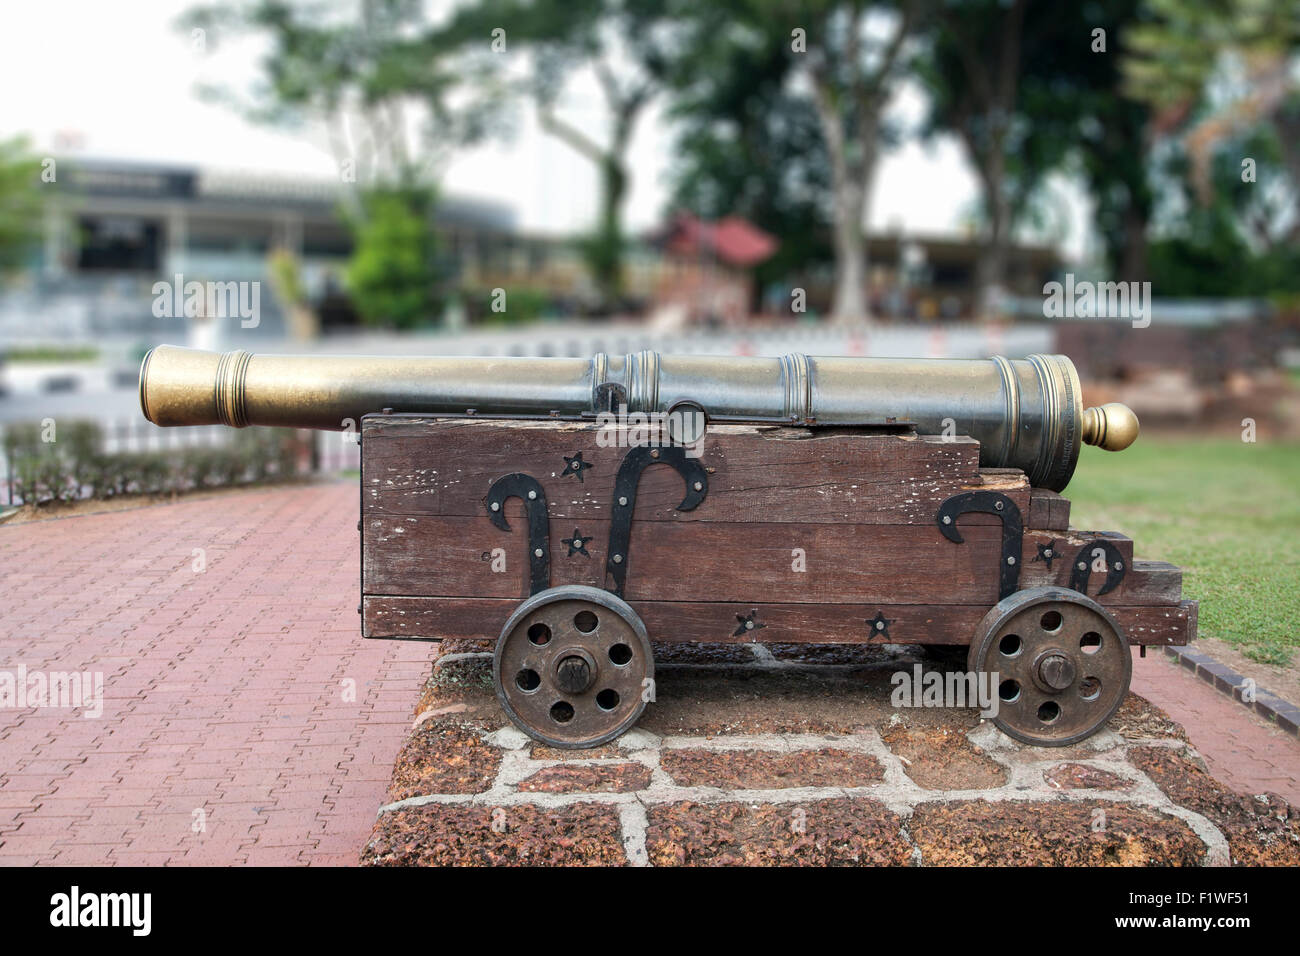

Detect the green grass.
xmin=1066 ymin=437 xmax=1300 ymax=666
xmin=4 ymin=345 xmax=99 ymax=363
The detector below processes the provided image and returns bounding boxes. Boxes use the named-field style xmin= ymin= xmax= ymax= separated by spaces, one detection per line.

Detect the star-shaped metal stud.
xmin=866 ymin=611 xmax=894 ymax=639
xmin=1033 ymin=540 xmax=1059 ymax=570
xmin=560 ymin=452 xmax=592 ymax=482
xmin=733 ymin=610 xmax=766 ymax=637
xmin=561 ymin=528 xmax=593 ymax=557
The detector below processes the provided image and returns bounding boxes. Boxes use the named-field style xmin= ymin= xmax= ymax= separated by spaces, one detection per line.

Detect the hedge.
xmin=2 ymin=421 xmax=311 ymax=506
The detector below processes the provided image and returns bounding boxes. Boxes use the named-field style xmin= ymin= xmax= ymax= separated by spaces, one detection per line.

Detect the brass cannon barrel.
xmin=139 ymin=345 xmax=1138 ymax=491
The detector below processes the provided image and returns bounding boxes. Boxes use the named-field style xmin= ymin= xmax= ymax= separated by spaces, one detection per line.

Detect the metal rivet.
xmin=1044 ymin=548 xmax=1053 ymax=558
xmin=613 ymin=554 xmax=623 ymax=563
xmin=1077 ymin=562 xmax=1087 ymax=571
xmin=527 ymin=490 xmax=537 ymax=500
xmin=1114 ymin=561 xmax=1123 ymax=571
xmin=490 ymin=501 xmax=500 ymax=511
xmin=875 ymin=621 xmax=885 ymax=630
xmin=942 ymin=515 xmax=952 ymax=525
xmin=693 ymin=481 xmax=703 ymax=491
xmin=533 ymin=548 xmax=543 ymax=558
xmin=1006 ymin=556 xmax=1016 ymax=565
xmin=994 ymin=500 xmax=1004 ymax=510
xmin=744 ymin=620 xmax=754 ymax=630
xmin=650 ymin=448 xmax=660 ymax=458
xmin=618 ymin=496 xmax=628 ymax=506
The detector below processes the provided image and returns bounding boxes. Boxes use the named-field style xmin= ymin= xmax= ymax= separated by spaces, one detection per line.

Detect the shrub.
xmin=2 ymin=421 xmax=312 ymax=506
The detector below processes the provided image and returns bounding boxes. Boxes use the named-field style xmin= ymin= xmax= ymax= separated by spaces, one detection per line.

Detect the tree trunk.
xmin=594 ymin=156 xmax=628 ymax=306
xmin=1118 ymin=203 xmax=1148 ymax=283
xmin=972 ymin=149 xmax=1010 ymax=321
xmin=829 ymin=178 xmax=869 ymax=324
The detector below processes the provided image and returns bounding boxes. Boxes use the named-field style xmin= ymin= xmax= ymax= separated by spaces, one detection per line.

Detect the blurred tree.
xmin=1059 ymin=0 xmax=1156 ymax=283
xmin=921 ymin=0 xmax=1160 ymax=311
xmin=921 ymin=0 xmax=1037 ymax=317
xmin=179 ymin=0 xmax=502 ymax=327
xmin=435 ymin=0 xmax=677 ymax=309
xmin=666 ymin=3 xmax=834 ymax=301
xmin=344 ymin=187 xmax=440 ymax=329
xmin=666 ymin=0 xmax=923 ymax=324
xmin=1123 ymin=0 xmax=1300 ymax=250
xmin=1124 ymin=0 xmax=1300 ymax=208
xmin=796 ymin=0 xmax=924 ymax=323
xmin=0 ymin=136 xmax=43 ymax=280
xmin=1146 ymin=128 xmax=1300 ymax=296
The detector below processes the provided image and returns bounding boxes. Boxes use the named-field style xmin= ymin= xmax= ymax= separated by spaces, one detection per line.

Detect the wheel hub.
xmin=1034 ymin=650 xmax=1076 ymax=691
xmin=555 ymin=650 xmax=595 ymax=694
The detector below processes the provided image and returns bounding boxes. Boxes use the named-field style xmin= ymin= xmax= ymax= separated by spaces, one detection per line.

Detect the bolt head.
xmin=490 ymin=501 xmax=500 ymax=511
xmin=1007 ymin=556 xmax=1016 ymax=565
xmin=942 ymin=515 xmax=952 ymax=525
xmin=533 ymin=548 xmax=543 ymax=558
xmin=613 ymin=554 xmax=623 ymax=564
xmin=618 ymin=496 xmax=628 ymax=506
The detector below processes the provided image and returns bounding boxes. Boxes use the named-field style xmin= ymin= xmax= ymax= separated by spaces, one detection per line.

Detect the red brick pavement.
xmin=0 ymin=482 xmax=432 ymax=866
xmin=0 ymin=482 xmax=1296 ymax=865
xmin=1132 ymin=653 xmax=1300 ymax=805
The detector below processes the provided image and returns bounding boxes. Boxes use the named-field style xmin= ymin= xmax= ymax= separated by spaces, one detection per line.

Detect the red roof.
xmin=660 ymin=212 xmax=778 ymax=267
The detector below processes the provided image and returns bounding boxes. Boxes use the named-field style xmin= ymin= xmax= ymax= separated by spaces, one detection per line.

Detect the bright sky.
xmin=0 ymin=0 xmax=1089 ymax=257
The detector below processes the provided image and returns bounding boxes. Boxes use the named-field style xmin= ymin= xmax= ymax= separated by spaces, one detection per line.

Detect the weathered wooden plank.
xmin=361 ymin=508 xmax=1171 ymax=606
xmin=363 ymin=595 xmax=1197 ymax=647
xmin=1028 ymin=488 xmax=1071 ymax=531
xmin=360 ymin=417 xmax=1010 ymax=525
xmin=363 ymin=513 xmax=1011 ymax=605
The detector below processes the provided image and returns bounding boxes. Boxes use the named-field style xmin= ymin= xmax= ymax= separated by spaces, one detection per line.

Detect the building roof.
xmin=53 ymin=157 xmax=516 ymax=230
xmin=657 ymin=212 xmax=779 ymax=267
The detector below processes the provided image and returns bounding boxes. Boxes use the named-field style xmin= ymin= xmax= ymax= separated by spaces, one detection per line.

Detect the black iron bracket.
xmin=1069 ymin=538 xmax=1127 ymax=596
xmin=936 ymin=490 xmax=1024 ymax=601
xmin=486 ymin=473 xmax=551 ymax=596
xmin=605 ymin=445 xmax=708 ymax=597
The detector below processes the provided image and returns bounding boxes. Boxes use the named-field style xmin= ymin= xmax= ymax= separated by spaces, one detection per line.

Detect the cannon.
xmin=139 ymin=345 xmax=1192 ymax=748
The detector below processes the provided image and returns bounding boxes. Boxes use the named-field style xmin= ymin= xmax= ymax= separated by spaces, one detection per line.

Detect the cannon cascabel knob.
xmin=1082 ymin=403 xmax=1140 ymax=452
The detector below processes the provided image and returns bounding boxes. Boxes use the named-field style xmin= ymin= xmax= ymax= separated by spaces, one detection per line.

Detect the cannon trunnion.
xmin=359 ymin=415 xmax=1195 ymax=749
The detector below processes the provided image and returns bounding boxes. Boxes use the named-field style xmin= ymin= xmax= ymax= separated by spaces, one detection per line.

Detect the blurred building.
xmin=12 ymin=156 xmax=1065 ymax=341
xmin=19 ymin=157 xmax=518 ymax=341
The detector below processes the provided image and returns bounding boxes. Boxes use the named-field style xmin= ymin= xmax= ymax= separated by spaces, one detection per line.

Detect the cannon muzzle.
xmin=139 ymin=345 xmax=1137 ymax=491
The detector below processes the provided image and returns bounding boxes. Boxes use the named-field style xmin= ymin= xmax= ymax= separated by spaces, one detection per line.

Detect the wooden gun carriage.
xmin=137 ymin=345 xmax=1195 ymax=749
xmin=358 ymin=415 xmax=1195 ymax=748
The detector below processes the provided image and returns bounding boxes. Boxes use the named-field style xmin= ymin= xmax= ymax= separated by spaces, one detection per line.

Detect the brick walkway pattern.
xmin=1133 ymin=654 xmax=1300 ymax=804
xmin=0 ymin=483 xmax=431 ymax=865
xmin=1 ymin=482 xmax=1296 ymax=865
